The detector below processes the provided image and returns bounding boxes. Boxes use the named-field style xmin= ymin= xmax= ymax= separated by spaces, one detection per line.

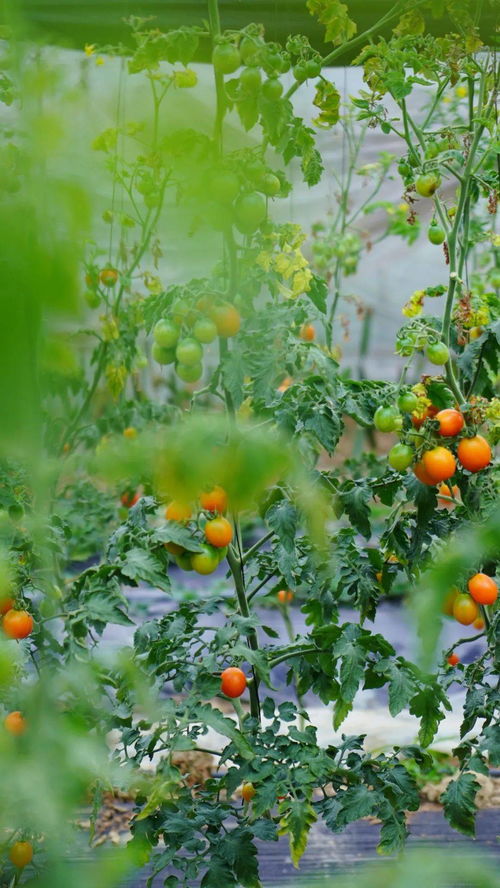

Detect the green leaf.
xmin=196 ymin=704 xmax=254 ymax=760
xmin=338 ymin=480 xmax=372 ymax=538
xmin=307 ymin=0 xmax=357 ymax=46
xmin=266 ymin=501 xmax=297 ymax=553
xmin=278 ymin=798 xmax=317 ymax=868
xmin=409 ymin=688 xmax=444 ymax=747
xmin=387 ymin=663 xmax=417 ymax=717
xmin=322 ymin=784 xmax=376 ymax=831
xmin=119 ymin=546 xmax=170 ymax=591
xmin=307 ymin=274 xmax=328 ymax=313
xmin=441 ymin=772 xmax=480 ymax=836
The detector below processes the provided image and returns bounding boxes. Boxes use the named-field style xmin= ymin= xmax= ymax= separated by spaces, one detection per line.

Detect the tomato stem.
xmin=226 ymin=545 xmax=262 ymax=724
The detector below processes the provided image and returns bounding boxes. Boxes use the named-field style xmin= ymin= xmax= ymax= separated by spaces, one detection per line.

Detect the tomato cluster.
xmin=152 ymin=299 xmax=241 ymax=383
xmin=442 ymin=573 xmax=497 ymax=630
xmin=164 ymin=486 xmax=232 ymax=575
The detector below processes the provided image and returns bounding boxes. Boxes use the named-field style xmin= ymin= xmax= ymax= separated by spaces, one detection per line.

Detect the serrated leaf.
xmin=278 ymin=799 xmax=317 ymax=867
xmin=441 ymin=772 xmax=479 ymax=836
xmin=266 ymin=501 xmax=297 ymax=552
xmin=307 ymin=274 xmax=328 ymax=313
xmin=409 ymin=688 xmax=444 ymax=747
xmin=387 ymin=663 xmax=417 ymax=716
xmin=119 ymin=546 xmax=170 ymax=591
xmin=307 ymin=0 xmax=357 ymax=46
xmin=338 ymin=480 xmax=372 ymax=538
xmin=196 ymin=704 xmax=254 ymax=760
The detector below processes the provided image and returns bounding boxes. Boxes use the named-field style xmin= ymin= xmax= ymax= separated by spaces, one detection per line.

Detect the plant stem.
xmin=241 ymin=530 xmax=274 ymax=565
xmin=207 ymin=0 xmax=224 ymax=152
xmin=227 ymin=546 xmax=261 ymax=723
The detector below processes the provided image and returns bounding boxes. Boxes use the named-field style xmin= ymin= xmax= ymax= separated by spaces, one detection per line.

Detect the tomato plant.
xmin=0 ymin=0 xmax=498 ymax=885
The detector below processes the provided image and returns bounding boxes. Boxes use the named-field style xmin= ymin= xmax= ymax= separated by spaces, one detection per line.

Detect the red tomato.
xmin=121 ymin=491 xmax=140 ymax=508
xmin=299 ymin=323 xmax=315 ymax=341
xmin=467 ymin=573 xmax=498 ymax=605
xmin=277 ymin=589 xmax=293 ymax=604
xmin=205 ymin=516 xmax=233 ymax=548
xmin=0 ymin=596 xmax=14 ymax=616
xmin=413 ymin=460 xmax=435 ymax=486
xmin=4 ymin=710 xmax=26 ymax=735
xmin=220 ymin=666 xmax=247 ymax=698
xmin=457 ymin=435 xmax=491 ymax=473
xmin=422 ymin=446 xmax=456 ymax=483
xmin=435 ymin=408 xmax=464 ymax=437
xmin=199 ymin=486 xmax=228 ymax=514
xmin=447 ymin=653 xmax=460 ymax=666
xmin=9 ymin=842 xmax=33 ymax=869
xmin=2 ymin=609 xmax=34 ymax=640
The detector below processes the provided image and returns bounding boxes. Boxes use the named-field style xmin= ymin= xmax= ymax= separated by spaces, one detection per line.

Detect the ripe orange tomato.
xmin=435 ymin=408 xmax=464 ymax=437
xmin=467 ymin=573 xmax=498 ymax=605
xmin=457 ymin=435 xmax=491 ymax=473
xmin=2 ymin=609 xmax=34 ymax=640
xmin=422 ymin=446 xmax=456 ymax=482
xmin=299 ymin=323 xmax=315 ymax=341
xmin=220 ymin=666 xmax=247 ymax=698
xmin=413 ymin=460 xmax=435 ymax=486
xmin=200 ymin=486 xmax=228 ymax=514
xmin=123 ymin=427 xmax=137 ymax=439
xmin=0 ymin=596 xmax=14 ymax=616
xmin=277 ymin=589 xmax=293 ymax=604
xmin=99 ymin=267 xmax=119 ymax=287
xmin=447 ymin=653 xmax=460 ymax=666
xmin=241 ymin=782 xmax=256 ymax=802
xmin=9 ymin=841 xmax=33 ymax=869
xmin=121 ymin=490 xmax=140 ymax=508
xmin=473 ymin=616 xmax=485 ymax=630
xmin=452 ymin=594 xmax=478 ymax=625
xmin=4 ymin=710 xmax=26 ymax=735
xmin=211 ymin=303 xmax=241 ymax=338
xmin=437 ymin=483 xmax=460 ymax=509
xmin=165 ymin=501 xmax=192 ymax=522
xmin=205 ymin=516 xmax=233 ymax=548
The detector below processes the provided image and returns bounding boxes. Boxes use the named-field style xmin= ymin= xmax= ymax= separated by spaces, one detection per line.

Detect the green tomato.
xmin=240 ymin=67 xmax=261 ymax=95
xmin=426 ymin=341 xmax=450 ymax=365
xmin=152 ymin=343 xmax=176 ymax=365
xmin=292 ymin=62 xmax=308 ymax=83
xmin=217 ymin=545 xmax=228 ymax=563
xmin=84 ymin=289 xmax=100 ymax=309
xmin=193 ymin=318 xmax=218 ymax=344
xmin=388 ymin=443 xmax=414 ymax=472
xmin=212 ymin=43 xmax=241 ymax=75
xmin=144 ymin=193 xmax=160 ymax=208
xmin=175 ymin=552 xmax=194 ymax=571
xmin=398 ymin=160 xmax=412 ymax=178
xmin=428 ymin=223 xmax=446 ymax=245
xmin=415 ymin=172 xmax=441 ymax=198
xmin=262 ymin=78 xmax=283 ymax=101
xmin=153 ymin=319 xmax=180 ymax=348
xmin=397 ymin=390 xmax=419 ymax=413
xmin=175 ymin=338 xmax=203 ymax=366
xmin=234 ymin=191 xmax=267 ymax=234
xmin=305 ymin=59 xmax=321 ymax=78
xmin=425 ymin=140 xmax=440 ymax=160
xmin=191 ymin=544 xmax=220 ymax=575
xmin=258 ymin=173 xmax=280 ymax=197
xmin=209 ymin=170 xmax=240 ymax=205
xmin=176 ymin=361 xmax=203 ymax=383
xmin=373 ymin=405 xmax=402 ymax=433
xmin=171 ymin=300 xmax=190 ymax=325
xmin=135 ymin=174 xmax=155 ymax=195
xmin=239 ymin=36 xmax=260 ymax=66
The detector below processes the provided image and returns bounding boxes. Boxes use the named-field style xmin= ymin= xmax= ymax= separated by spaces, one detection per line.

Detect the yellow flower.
xmin=455 ymin=85 xmax=468 ymax=98
xmin=144 ymin=273 xmax=163 ymax=294
xmin=174 ymin=69 xmax=198 ymax=88
xmin=95 ymin=57 xmax=105 ymax=67
xmin=274 ymin=251 xmax=296 ymax=279
xmin=291 ymin=267 xmax=312 ymax=297
xmin=256 ymin=250 xmax=273 ymax=272
xmin=84 ymin=44 xmax=95 ymax=57
xmin=100 ymin=315 xmax=119 ymax=341
xmin=105 ymin=363 xmax=127 ymax=399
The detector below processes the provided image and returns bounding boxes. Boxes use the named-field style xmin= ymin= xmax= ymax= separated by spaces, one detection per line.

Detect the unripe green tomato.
xmin=388 ymin=443 xmax=414 ymax=471
xmin=144 ymin=192 xmax=161 ymax=208
xmin=293 ymin=63 xmax=308 ymax=83
xmin=305 ymin=59 xmax=321 ymax=78
xmin=239 ymin=36 xmax=260 ymax=66
xmin=171 ymin=300 xmax=190 ymax=325
xmin=234 ymin=191 xmax=267 ymax=234
xmin=240 ymin=66 xmax=262 ymax=94
xmin=262 ymin=78 xmax=283 ymax=101
xmin=415 ymin=172 xmax=441 ymax=198
xmin=428 ymin=223 xmax=446 ymax=245
xmin=212 ymin=43 xmax=241 ymax=75
xmin=152 ymin=343 xmax=176 ymax=365
xmin=153 ymin=319 xmax=180 ymax=348
xmin=135 ymin=174 xmax=155 ymax=195
xmin=193 ymin=318 xmax=218 ymax=344
xmin=84 ymin=289 xmax=101 ymax=309
xmin=398 ymin=160 xmax=412 ymax=178
xmin=175 ymin=551 xmax=194 ymax=571
xmin=425 ymin=140 xmax=440 ymax=159
xmin=397 ymin=390 xmax=419 ymax=413
xmin=426 ymin=341 xmax=450 ymax=365
xmin=258 ymin=173 xmax=281 ymax=197
xmin=191 ymin=544 xmax=220 ymax=575
xmin=217 ymin=545 xmax=229 ymax=563
xmin=373 ymin=405 xmax=402 ymax=433
xmin=176 ymin=361 xmax=203 ymax=383
xmin=175 ymin=337 xmax=203 ymax=366
xmin=209 ymin=170 xmax=240 ymax=205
